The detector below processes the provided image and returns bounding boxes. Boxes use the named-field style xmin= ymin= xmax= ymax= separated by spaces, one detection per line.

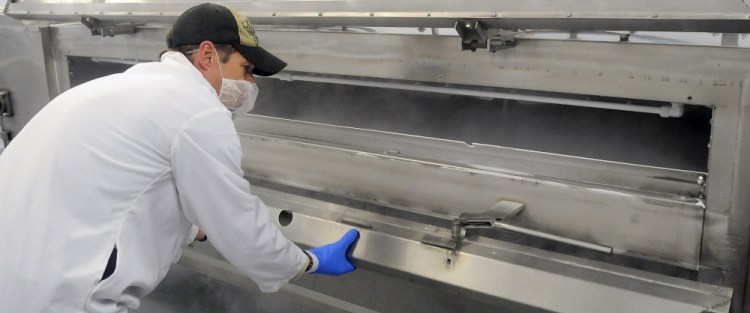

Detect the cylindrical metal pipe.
xmin=493 ymin=221 xmax=614 ymax=254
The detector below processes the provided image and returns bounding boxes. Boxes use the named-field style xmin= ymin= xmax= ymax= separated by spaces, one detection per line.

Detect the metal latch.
xmin=80 ymin=17 xmax=140 ymax=37
xmin=455 ymin=20 xmax=519 ymax=52
xmin=488 ymin=30 xmax=519 ymax=52
xmin=422 ymin=200 xmax=613 ymax=254
xmin=455 ymin=20 xmax=489 ymax=52
xmin=0 ymin=89 xmax=11 ymax=117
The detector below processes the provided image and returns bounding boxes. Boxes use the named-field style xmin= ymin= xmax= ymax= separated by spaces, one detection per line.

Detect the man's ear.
xmin=192 ymin=41 xmax=216 ymax=70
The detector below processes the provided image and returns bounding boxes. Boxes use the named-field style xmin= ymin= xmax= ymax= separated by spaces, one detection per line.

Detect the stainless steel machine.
xmin=2 ymin=1 xmax=750 ymax=312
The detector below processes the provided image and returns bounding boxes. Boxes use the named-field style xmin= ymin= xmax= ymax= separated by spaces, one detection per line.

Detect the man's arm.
xmin=170 ymin=108 xmax=307 ymax=292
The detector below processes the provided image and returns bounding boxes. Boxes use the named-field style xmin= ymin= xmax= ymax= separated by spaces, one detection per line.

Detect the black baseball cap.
xmin=169 ymin=3 xmax=286 ymax=76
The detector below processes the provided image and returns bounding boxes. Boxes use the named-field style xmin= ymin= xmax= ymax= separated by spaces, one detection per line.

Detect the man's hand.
xmin=309 ymin=229 xmax=359 ymax=275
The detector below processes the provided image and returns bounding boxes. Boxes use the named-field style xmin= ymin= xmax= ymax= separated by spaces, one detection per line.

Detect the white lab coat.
xmin=0 ymin=52 xmax=307 ymax=313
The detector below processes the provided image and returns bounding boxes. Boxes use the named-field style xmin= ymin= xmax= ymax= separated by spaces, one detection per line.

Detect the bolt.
xmin=697 ymin=175 xmax=706 ymax=186
xmin=567 ymin=12 xmax=573 ymax=17
xmin=369 ymin=12 xmax=374 ymax=17
xmin=491 ymin=12 xmax=497 ymax=17
xmin=318 ymin=12 xmax=323 ymax=16
xmin=272 ymin=12 xmax=276 ymax=16
xmin=427 ymin=13 xmax=431 ymax=17
xmin=652 ymin=14 xmax=658 ymax=18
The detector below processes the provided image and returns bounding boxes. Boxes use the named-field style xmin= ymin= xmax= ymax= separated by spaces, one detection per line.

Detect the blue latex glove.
xmin=310 ymin=229 xmax=360 ymax=275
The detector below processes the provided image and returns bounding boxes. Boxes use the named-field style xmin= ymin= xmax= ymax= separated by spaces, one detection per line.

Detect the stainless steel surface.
xmin=0 ymin=16 xmax=53 ymax=140
xmin=237 ymin=115 xmax=704 ymax=197
xmin=236 ymin=31 xmax=749 ymax=306
xmin=5 ymin=15 xmax=750 ymax=312
xmin=6 ymin=0 xmax=750 ymax=32
xmin=44 ymin=24 xmax=167 ymax=98
xmin=181 ymin=185 xmax=733 ymax=313
xmin=80 ymin=16 xmax=139 ymax=37
xmin=237 ymin=129 xmax=706 ymax=269
xmin=258 ymin=31 xmax=746 ymax=105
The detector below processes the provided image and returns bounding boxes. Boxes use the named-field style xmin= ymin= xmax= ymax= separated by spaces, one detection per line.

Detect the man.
xmin=0 ymin=3 xmax=359 ymax=312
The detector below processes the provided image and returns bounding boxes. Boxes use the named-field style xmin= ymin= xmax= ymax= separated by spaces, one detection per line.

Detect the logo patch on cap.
xmin=229 ymin=8 xmax=259 ymax=47
xmin=242 ymin=19 xmax=259 ymax=45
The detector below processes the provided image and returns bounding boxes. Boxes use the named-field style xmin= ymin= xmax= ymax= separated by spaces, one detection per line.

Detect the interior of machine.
xmin=252 ymin=78 xmax=711 ymax=171
xmin=70 ymin=55 xmax=713 ymax=173
xmin=69 ymin=55 xmax=713 ymax=276
xmin=38 ymin=17 xmax=740 ymax=309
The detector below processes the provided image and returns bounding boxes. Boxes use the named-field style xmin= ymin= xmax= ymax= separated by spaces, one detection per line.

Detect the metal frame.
xmin=6 ymin=0 xmax=750 ymax=32
xmin=184 ymin=185 xmax=733 ymax=313
xmin=27 ymin=20 xmax=750 ymax=311
xmin=248 ymin=29 xmax=750 ymax=310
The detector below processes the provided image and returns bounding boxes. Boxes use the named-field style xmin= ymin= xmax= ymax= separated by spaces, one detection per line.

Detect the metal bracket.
xmin=421 ymin=233 xmax=459 ymax=251
xmin=421 ymin=200 xmax=524 ymax=251
xmin=455 ymin=21 xmax=520 ymax=52
xmin=488 ymin=30 xmax=519 ymax=52
xmin=0 ymin=89 xmax=11 ymax=117
xmin=454 ymin=20 xmax=489 ymax=52
xmin=445 ymin=200 xmax=614 ymax=254
xmin=452 ymin=200 xmax=524 ymax=240
xmin=80 ymin=16 xmax=140 ymax=37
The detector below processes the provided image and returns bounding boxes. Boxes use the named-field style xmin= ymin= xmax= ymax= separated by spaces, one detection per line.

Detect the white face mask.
xmin=215 ymin=50 xmax=259 ymax=117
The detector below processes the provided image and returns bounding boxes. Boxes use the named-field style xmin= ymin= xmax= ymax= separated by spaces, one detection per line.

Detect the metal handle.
xmin=492 ymin=221 xmax=614 ymax=254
